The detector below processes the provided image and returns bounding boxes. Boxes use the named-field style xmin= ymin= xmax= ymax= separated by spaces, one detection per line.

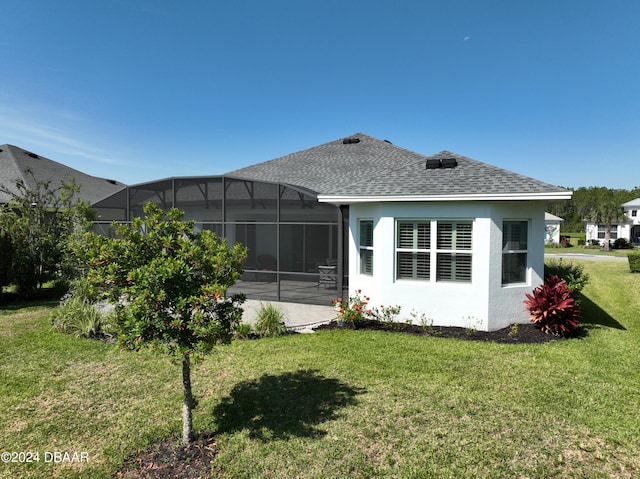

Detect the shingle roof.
xmin=0 ymin=144 xmax=125 ymax=204
xmin=226 ymin=133 xmax=570 ymax=201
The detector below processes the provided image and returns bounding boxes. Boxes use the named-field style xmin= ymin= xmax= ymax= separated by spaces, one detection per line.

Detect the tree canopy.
xmin=0 ymin=169 xmax=93 ymax=298
xmin=546 ymin=186 xmax=640 ymax=234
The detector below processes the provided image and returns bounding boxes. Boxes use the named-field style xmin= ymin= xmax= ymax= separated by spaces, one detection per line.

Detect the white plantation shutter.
xmin=436 ymin=222 xmax=472 ymax=282
xmin=396 ymin=221 xmax=431 ymax=280
xmin=396 ymin=220 xmax=472 ymax=283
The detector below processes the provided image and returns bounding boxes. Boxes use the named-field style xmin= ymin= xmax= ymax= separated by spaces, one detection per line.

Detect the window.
xmin=597 ymin=225 xmax=618 ymax=240
xmin=396 ymin=221 xmax=430 ymax=279
xmin=436 ymin=222 xmax=472 ymax=282
xmin=394 ymin=220 xmax=472 ymax=283
xmin=502 ymin=221 xmax=528 ymax=284
xmin=359 ymin=220 xmax=373 ymax=275
xmin=632 ymin=210 xmax=638 ymax=217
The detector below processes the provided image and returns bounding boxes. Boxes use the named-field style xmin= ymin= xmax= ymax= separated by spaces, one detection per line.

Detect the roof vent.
xmin=425 ymin=159 xmax=441 ymax=169
xmin=425 ymin=157 xmax=458 ymax=169
xmin=26 ymin=152 xmax=39 ymax=159
xmin=343 ymin=138 xmax=360 ymax=144
xmin=106 ymin=179 xmax=117 ymax=185
xmin=441 ymin=158 xmax=457 ymax=169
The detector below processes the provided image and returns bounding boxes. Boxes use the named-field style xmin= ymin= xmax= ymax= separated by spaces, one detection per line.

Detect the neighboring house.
xmin=544 ymin=212 xmax=564 ymax=244
xmin=0 ymin=144 xmax=125 ymax=205
xmin=585 ymin=198 xmax=640 ymax=246
xmin=92 ymin=133 xmax=571 ymax=331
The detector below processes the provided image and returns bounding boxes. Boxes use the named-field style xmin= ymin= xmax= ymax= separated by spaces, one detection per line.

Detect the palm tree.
xmin=581 ymin=188 xmax=627 ymax=251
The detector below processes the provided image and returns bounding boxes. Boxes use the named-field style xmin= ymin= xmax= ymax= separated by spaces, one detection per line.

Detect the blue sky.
xmin=1 ymin=0 xmax=638 ymax=189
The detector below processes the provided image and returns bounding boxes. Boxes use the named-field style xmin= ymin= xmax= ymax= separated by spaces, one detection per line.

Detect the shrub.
xmin=332 ymin=290 xmax=371 ymax=328
xmin=371 ymin=304 xmax=402 ymax=329
xmin=234 ymin=322 xmax=254 ymax=339
xmin=544 ymin=259 xmax=589 ymax=294
xmin=50 ymin=278 xmax=112 ymax=339
xmin=524 ymin=275 xmax=580 ymax=337
xmin=613 ymin=238 xmax=631 ymax=250
xmin=628 ymin=252 xmax=640 ymax=273
xmin=254 ymin=302 xmax=288 ymax=338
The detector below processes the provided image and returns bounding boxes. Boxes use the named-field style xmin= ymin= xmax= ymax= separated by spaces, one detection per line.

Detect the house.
xmin=92 ymin=133 xmax=571 ymax=331
xmin=585 ymin=198 xmax=640 ymax=246
xmin=544 ymin=212 xmax=564 ymax=244
xmin=0 ymin=144 xmax=125 ymax=205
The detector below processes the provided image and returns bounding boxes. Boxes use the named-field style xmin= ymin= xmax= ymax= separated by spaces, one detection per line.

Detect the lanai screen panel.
xmin=279 ymin=185 xmax=336 ymax=222
xmin=92 ymin=187 xmax=128 ymax=222
xmin=225 ymin=178 xmax=278 ymax=222
xmin=129 ymin=179 xmax=173 ymax=218
xmin=175 ymin=178 xmax=223 ymax=222
xmin=279 ymin=224 xmax=338 ymax=273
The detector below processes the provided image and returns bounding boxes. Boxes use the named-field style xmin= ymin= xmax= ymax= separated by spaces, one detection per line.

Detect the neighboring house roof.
xmin=545 ymin=212 xmax=564 ymax=222
xmin=0 ymin=144 xmax=125 ymax=204
xmin=226 ymin=133 xmax=571 ymax=203
xmin=622 ymin=198 xmax=640 ymax=209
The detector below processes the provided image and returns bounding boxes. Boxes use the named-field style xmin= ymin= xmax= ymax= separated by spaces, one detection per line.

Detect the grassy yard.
xmin=1 ymin=260 xmax=639 ymax=478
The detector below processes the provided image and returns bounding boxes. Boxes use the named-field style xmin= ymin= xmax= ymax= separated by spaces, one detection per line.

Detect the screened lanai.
xmin=92 ymin=176 xmax=348 ymax=305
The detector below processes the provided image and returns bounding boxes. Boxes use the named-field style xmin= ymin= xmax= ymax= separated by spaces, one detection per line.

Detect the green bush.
xmin=544 ymin=259 xmax=589 ymax=294
xmin=50 ymin=278 xmax=108 ymax=339
xmin=613 ymin=238 xmax=632 ymax=250
xmin=234 ymin=322 xmax=254 ymax=339
xmin=254 ymin=302 xmax=288 ymax=338
xmin=628 ymin=252 xmax=640 ymax=273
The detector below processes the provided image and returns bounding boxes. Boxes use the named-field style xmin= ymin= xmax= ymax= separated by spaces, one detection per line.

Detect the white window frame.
xmin=435 ymin=221 xmax=473 ymax=283
xmin=395 ymin=219 xmax=472 ymax=283
xmin=396 ymin=220 xmax=431 ymax=280
xmin=502 ymin=220 xmax=528 ymax=285
xmin=359 ymin=219 xmax=374 ymax=276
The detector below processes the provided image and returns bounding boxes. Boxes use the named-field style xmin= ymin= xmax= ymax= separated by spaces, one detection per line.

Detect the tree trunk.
xmin=182 ymin=354 xmax=194 ymax=446
xmin=604 ymin=225 xmax=611 ymax=251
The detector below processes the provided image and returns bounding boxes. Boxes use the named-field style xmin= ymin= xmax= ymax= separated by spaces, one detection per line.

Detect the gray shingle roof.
xmin=0 ymin=144 xmax=125 ymax=204
xmin=226 ymin=133 xmax=569 ymax=200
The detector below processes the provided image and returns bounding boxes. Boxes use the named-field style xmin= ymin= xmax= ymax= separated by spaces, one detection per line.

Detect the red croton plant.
xmin=524 ymin=275 xmax=581 ymax=337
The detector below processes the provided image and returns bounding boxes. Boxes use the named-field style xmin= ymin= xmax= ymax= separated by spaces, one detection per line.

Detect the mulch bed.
xmin=117 ymin=319 xmax=568 ymax=478
xmin=314 ymin=319 xmax=567 ymax=344
xmin=117 ymin=435 xmax=219 ymax=479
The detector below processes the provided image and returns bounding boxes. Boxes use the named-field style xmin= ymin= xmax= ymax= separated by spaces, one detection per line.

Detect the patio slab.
xmin=241 ymin=299 xmax=335 ymax=332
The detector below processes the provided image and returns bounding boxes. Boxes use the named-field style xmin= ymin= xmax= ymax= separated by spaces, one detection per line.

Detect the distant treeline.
xmin=546 ymin=186 xmax=640 ymax=232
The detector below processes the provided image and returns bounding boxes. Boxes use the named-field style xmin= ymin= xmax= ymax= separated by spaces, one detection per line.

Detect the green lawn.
xmin=1 ymin=260 xmax=639 ymax=478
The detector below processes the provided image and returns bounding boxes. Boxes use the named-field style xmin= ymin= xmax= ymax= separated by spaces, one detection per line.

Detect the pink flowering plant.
xmin=332 ymin=289 xmax=372 ymax=327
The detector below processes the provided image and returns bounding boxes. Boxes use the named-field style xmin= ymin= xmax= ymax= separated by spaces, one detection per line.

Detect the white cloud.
xmin=0 ymin=99 xmax=130 ymax=168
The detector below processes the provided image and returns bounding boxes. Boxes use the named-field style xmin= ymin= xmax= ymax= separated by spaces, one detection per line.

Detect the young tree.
xmin=83 ymin=202 xmax=247 ymax=446
xmin=0 ymin=169 xmax=93 ymax=296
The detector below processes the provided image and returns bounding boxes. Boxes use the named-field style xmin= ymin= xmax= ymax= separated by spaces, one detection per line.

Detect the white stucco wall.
xmin=348 ymin=201 xmax=545 ymax=331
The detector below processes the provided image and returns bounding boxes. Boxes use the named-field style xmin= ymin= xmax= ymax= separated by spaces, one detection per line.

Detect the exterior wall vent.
xmin=343 ymin=138 xmax=360 ymax=144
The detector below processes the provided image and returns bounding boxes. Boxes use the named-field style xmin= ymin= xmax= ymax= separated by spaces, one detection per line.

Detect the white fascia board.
xmin=318 ymin=191 xmax=573 ymax=204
